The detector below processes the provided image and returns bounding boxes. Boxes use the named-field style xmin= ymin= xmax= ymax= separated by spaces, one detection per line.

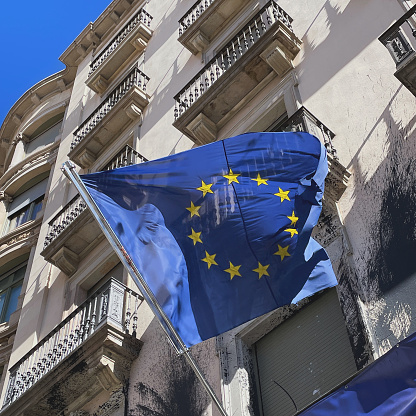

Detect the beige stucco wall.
xmin=1 ymin=0 xmax=416 ymax=413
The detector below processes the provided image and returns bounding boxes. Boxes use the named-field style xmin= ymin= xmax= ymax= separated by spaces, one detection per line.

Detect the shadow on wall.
xmin=344 ymin=87 xmax=416 ymax=302
xmin=128 ymin=316 xmax=210 ymax=416
xmin=298 ymin=0 xmax=399 ymax=103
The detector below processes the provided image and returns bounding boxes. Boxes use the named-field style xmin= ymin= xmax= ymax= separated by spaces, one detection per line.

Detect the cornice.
xmin=59 ymin=0 xmax=145 ymax=68
xmin=0 ymin=217 xmax=42 ymax=259
xmin=0 ymin=70 xmax=73 ymax=177
xmin=0 ymin=141 xmax=59 ymax=195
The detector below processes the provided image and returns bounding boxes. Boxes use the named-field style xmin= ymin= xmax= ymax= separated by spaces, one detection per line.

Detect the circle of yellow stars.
xmin=185 ymin=170 xmax=300 ymax=281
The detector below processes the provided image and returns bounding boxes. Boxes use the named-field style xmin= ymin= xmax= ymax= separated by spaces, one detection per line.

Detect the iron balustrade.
xmin=178 ymin=0 xmax=216 ymax=37
xmin=44 ymin=145 xmax=147 ymax=249
xmin=71 ymin=66 xmax=149 ymax=151
xmin=3 ymin=279 xmax=143 ymax=407
xmin=275 ymin=107 xmax=339 ymax=160
xmin=89 ymin=8 xmax=153 ymax=77
xmin=379 ymin=4 xmax=416 ymax=65
xmin=103 ymin=144 xmax=148 ymax=170
xmin=174 ymin=0 xmax=293 ymax=120
xmin=43 ymin=195 xmax=87 ymax=249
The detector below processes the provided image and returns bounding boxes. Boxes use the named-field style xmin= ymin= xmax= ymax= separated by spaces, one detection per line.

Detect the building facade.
xmin=0 ymin=0 xmax=415 ymax=415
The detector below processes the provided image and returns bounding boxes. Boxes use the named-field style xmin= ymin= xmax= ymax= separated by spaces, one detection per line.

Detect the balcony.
xmin=86 ymin=8 xmax=153 ymax=94
xmin=2 ymin=279 xmax=143 ymax=415
xmin=379 ymin=4 xmax=416 ymax=96
xmin=68 ymin=66 xmax=150 ymax=169
xmin=103 ymin=143 xmax=148 ymax=170
xmin=173 ymin=0 xmax=301 ymax=145
xmin=178 ymin=0 xmax=250 ymax=54
xmin=0 ymin=218 xmax=42 ymax=265
xmin=42 ymin=146 xmax=147 ymax=276
xmin=276 ymin=107 xmax=351 ymax=202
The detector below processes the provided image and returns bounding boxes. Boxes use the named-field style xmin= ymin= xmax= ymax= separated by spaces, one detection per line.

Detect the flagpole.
xmin=61 ymin=161 xmax=228 ymax=416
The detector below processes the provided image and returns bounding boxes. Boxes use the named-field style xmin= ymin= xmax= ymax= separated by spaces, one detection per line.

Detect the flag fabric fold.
xmin=81 ymin=132 xmax=337 ymax=347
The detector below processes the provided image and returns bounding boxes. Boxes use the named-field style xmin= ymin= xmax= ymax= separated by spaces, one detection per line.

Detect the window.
xmin=24 ymin=114 xmax=63 ymax=158
xmin=0 ymin=264 xmax=26 ymax=324
xmin=2 ymin=174 xmax=48 ymax=236
xmin=6 ymin=197 xmax=43 ymax=234
xmin=254 ymin=289 xmax=357 ymax=416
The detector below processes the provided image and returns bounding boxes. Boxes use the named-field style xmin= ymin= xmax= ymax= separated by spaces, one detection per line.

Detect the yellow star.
xmin=251 ymin=173 xmax=268 ymax=186
xmin=223 ymin=169 xmax=240 ymax=185
xmin=197 ymin=180 xmax=214 ymax=197
xmin=253 ymin=262 xmax=270 ymax=279
xmin=201 ymin=251 xmax=218 ymax=269
xmin=186 ymin=201 xmax=201 ymax=217
xmin=284 ymin=228 xmax=298 ymax=238
xmin=287 ymin=211 xmax=298 ymax=226
xmin=274 ymin=187 xmax=290 ymax=202
xmin=274 ymin=245 xmax=291 ymax=261
xmin=224 ymin=262 xmax=242 ymax=280
xmin=188 ymin=228 xmax=202 ymax=245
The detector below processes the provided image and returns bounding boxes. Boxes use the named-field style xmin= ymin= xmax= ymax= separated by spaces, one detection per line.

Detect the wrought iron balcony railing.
xmin=379 ymin=4 xmax=416 ymax=66
xmin=3 ymin=279 xmax=143 ymax=407
xmin=44 ymin=145 xmax=147 ymax=250
xmin=89 ymin=8 xmax=153 ymax=77
xmin=43 ymin=195 xmax=87 ymax=249
xmin=71 ymin=66 xmax=149 ymax=151
xmin=178 ymin=0 xmax=216 ymax=37
xmin=379 ymin=5 xmax=416 ymax=96
xmin=275 ymin=107 xmax=339 ymax=160
xmin=103 ymin=144 xmax=148 ymax=170
xmin=174 ymin=0 xmax=294 ymax=119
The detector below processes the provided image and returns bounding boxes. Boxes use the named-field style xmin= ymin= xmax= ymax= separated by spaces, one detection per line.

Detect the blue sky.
xmin=0 ymin=1 xmax=109 ymax=127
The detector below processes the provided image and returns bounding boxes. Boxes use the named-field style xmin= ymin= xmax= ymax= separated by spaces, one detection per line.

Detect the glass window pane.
xmin=12 ymin=266 xmax=26 ymax=282
xmin=3 ymin=284 xmax=22 ymax=323
xmin=9 ymin=208 xmax=30 ymax=231
xmin=16 ymin=209 xmax=30 ymax=227
xmin=30 ymin=199 xmax=43 ymax=220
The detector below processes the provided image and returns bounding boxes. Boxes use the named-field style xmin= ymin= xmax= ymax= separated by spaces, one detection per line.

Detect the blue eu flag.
xmin=81 ymin=132 xmax=337 ymax=347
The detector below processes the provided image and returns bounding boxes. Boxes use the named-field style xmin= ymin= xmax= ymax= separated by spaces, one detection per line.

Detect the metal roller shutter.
xmin=255 ymin=288 xmax=357 ymax=416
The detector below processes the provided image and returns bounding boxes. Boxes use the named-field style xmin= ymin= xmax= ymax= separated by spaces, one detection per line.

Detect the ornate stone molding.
xmin=326 ymin=155 xmax=351 ymax=202
xmin=0 ymin=141 xmax=59 ymax=193
xmin=12 ymin=133 xmax=29 ymax=146
xmin=51 ymin=246 xmax=79 ymax=276
xmin=260 ymin=38 xmax=293 ymax=77
xmin=187 ymin=113 xmax=217 ymax=145
xmin=0 ymin=191 xmax=13 ymax=203
xmin=0 ymin=218 xmax=42 ymax=257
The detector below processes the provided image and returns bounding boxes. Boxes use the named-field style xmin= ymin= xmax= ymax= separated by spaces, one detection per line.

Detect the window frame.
xmin=0 ymin=263 xmax=26 ymax=324
xmin=2 ymin=195 xmax=44 ymax=236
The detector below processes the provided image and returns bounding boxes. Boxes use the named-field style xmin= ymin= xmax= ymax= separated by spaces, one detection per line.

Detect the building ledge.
xmin=0 ymin=218 xmax=42 ymax=265
xmin=2 ymin=280 xmax=143 ymax=415
xmin=69 ymin=67 xmax=150 ymax=169
xmin=379 ymin=4 xmax=416 ymax=97
xmin=173 ymin=0 xmax=301 ymax=145
xmin=2 ymin=326 xmax=141 ymax=416
xmin=0 ymin=142 xmax=58 ymax=196
xmin=394 ymin=51 xmax=416 ymax=96
xmin=178 ymin=0 xmax=250 ymax=54
xmin=41 ymin=196 xmax=102 ymax=276
xmin=86 ymin=8 xmax=153 ymax=95
xmin=41 ymin=146 xmax=147 ymax=275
